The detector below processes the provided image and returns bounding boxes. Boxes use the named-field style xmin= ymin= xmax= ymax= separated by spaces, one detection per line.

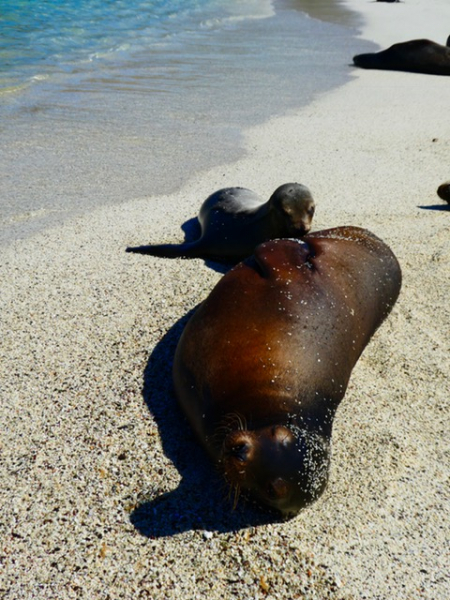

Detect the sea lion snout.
xmin=247 ymin=427 xmax=331 ymax=515
xmin=222 ymin=424 xmax=330 ymax=515
xmin=288 ymin=208 xmax=315 ymax=236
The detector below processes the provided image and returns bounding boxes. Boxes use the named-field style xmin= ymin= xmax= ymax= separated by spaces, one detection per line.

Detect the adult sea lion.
xmin=173 ymin=226 xmax=402 ymax=516
xmin=437 ymin=181 xmax=450 ymax=203
xmin=353 ymin=36 xmax=450 ymax=75
xmin=126 ymin=183 xmax=315 ymax=263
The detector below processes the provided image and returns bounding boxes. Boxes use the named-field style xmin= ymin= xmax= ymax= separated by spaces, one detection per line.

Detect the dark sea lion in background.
xmin=173 ymin=227 xmax=402 ymax=516
xmin=126 ymin=183 xmax=315 ymax=263
xmin=437 ymin=181 xmax=450 ymax=203
xmin=353 ymin=36 xmax=450 ymax=75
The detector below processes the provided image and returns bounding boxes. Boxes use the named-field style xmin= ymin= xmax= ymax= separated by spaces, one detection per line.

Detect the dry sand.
xmin=1 ymin=0 xmax=449 ymax=598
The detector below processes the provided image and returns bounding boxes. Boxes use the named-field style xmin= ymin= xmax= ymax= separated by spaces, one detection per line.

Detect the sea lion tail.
xmin=125 ymin=241 xmax=200 ymax=259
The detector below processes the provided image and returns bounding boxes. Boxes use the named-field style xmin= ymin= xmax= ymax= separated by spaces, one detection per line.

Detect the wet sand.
xmin=1 ymin=0 xmax=449 ymax=598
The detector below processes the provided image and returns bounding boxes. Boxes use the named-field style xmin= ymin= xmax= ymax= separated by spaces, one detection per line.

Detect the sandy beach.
xmin=1 ymin=0 xmax=449 ymax=598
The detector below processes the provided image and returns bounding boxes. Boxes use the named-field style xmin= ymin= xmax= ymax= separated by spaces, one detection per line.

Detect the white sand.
xmin=1 ymin=1 xmax=449 ymax=598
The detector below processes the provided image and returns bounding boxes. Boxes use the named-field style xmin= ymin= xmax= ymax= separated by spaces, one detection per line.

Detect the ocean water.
xmin=0 ymin=0 xmax=370 ymax=244
xmin=0 ymin=0 xmax=276 ymax=94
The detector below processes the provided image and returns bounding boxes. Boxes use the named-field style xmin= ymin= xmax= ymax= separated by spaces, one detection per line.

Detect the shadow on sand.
xmin=418 ymin=203 xmax=450 ymax=211
xmin=130 ymin=308 xmax=279 ymax=538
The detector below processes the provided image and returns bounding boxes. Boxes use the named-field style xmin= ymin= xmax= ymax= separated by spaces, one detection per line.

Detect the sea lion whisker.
xmin=219 ymin=412 xmax=247 ymax=433
xmin=222 ymin=477 xmax=240 ymax=509
xmin=236 ymin=413 xmax=247 ymax=432
xmin=232 ymin=484 xmax=241 ymax=510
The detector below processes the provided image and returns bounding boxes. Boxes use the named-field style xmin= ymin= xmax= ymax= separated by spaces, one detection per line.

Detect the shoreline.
xmin=2 ymin=0 xmax=450 ymax=598
xmin=0 ymin=0 xmax=361 ymax=248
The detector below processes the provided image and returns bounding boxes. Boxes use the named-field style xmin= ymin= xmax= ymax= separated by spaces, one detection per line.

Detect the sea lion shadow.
xmin=130 ymin=310 xmax=276 ymax=538
xmin=418 ymin=204 xmax=450 ymax=211
xmin=180 ymin=216 xmax=201 ymax=240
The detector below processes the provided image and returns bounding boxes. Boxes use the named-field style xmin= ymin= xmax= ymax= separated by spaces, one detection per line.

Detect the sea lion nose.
xmin=293 ymin=220 xmax=311 ymax=234
xmin=229 ymin=442 xmax=250 ymax=463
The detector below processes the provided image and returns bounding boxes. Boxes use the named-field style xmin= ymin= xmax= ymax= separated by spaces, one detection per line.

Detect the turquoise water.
xmin=0 ymin=0 xmax=273 ymax=93
xmin=0 ymin=0 xmax=369 ymax=244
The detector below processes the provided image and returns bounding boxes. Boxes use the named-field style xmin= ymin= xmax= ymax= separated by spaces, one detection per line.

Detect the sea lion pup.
xmin=126 ymin=183 xmax=315 ymax=263
xmin=437 ymin=181 xmax=450 ymax=203
xmin=353 ymin=37 xmax=450 ymax=76
xmin=173 ymin=227 xmax=402 ymax=516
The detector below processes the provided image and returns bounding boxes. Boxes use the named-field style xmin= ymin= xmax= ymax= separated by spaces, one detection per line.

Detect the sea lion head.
xmin=269 ymin=183 xmax=315 ymax=237
xmin=221 ymin=423 xmax=330 ymax=517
